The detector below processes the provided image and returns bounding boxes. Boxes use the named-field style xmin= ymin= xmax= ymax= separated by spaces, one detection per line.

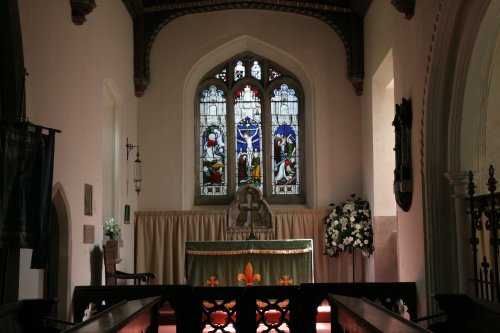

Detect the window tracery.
xmin=196 ymin=53 xmax=305 ymax=204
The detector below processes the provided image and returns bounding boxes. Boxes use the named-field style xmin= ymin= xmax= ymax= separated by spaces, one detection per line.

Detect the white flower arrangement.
xmin=103 ymin=217 xmax=120 ymax=239
xmin=325 ymin=194 xmax=374 ymax=257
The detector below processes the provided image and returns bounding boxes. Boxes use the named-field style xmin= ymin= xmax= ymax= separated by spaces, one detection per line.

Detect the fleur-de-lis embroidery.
xmin=205 ymin=276 xmax=220 ymax=287
xmin=237 ymin=262 xmax=261 ymax=286
xmin=279 ymin=274 xmax=293 ymax=285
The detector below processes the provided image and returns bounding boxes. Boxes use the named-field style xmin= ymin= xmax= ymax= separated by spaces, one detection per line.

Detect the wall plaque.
xmin=393 ymin=98 xmax=413 ymax=212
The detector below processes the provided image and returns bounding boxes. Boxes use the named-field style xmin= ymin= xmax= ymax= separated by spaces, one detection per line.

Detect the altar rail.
xmin=430 ymin=294 xmax=500 ymax=332
xmin=466 ymin=165 xmax=500 ymax=302
xmin=73 ymin=282 xmax=417 ymax=333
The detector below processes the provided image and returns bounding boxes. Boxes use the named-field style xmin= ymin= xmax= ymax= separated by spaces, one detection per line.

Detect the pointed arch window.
xmin=196 ymin=53 xmax=305 ymax=205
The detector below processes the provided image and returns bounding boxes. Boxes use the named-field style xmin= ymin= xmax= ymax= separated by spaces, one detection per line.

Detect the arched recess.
xmin=371 ymin=49 xmax=397 ymax=282
xmin=424 ymin=0 xmax=493 ymax=313
xmin=49 ymin=182 xmax=72 ymax=320
xmin=102 ymin=79 xmax=122 ymax=223
xmin=182 ymin=35 xmax=316 ymax=209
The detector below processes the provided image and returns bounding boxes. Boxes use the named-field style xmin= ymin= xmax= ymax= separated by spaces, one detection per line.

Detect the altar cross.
xmin=239 ymin=193 xmax=261 ymax=240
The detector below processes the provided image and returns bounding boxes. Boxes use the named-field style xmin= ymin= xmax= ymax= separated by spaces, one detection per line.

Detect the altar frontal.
xmin=185 ymin=239 xmax=313 ymax=286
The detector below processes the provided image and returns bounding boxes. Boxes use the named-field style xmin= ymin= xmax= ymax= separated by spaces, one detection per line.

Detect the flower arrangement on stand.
xmin=324 ymin=194 xmax=374 ymax=257
xmin=103 ymin=217 xmax=120 ymax=240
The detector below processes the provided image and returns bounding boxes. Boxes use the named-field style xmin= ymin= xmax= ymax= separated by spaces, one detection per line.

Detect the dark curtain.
xmin=0 ymin=124 xmax=55 ymax=268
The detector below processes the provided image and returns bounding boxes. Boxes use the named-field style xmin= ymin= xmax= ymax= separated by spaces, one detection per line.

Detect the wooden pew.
xmin=328 ymin=294 xmax=431 ymax=333
xmin=299 ymin=282 xmax=418 ymax=333
xmin=64 ymin=296 xmax=161 ymax=333
xmin=73 ymin=285 xmax=197 ymax=332
xmin=0 ymin=298 xmax=57 ymax=333
xmin=73 ymin=283 xmax=418 ymax=333
xmin=430 ymin=294 xmax=500 ymax=333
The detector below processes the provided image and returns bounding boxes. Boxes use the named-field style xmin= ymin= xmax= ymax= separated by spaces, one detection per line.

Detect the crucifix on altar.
xmin=227 ymin=185 xmax=272 ymax=239
xmin=239 ymin=193 xmax=260 ymax=240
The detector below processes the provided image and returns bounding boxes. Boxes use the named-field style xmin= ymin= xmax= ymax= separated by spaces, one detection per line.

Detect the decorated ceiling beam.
xmin=391 ymin=0 xmax=415 ymax=19
xmin=123 ymin=0 xmax=369 ymax=97
xmin=69 ymin=0 xmax=96 ymax=25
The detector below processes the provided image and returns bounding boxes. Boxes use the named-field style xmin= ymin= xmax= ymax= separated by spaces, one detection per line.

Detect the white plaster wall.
xmin=18 ymin=249 xmax=43 ymax=299
xmin=18 ymin=0 xmax=137 ymax=304
xmin=363 ymin=0 xmax=442 ymax=316
xmin=138 ymin=9 xmax=362 ymax=211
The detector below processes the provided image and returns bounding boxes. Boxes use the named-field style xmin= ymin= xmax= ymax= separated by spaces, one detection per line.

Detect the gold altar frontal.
xmin=185 ymin=239 xmax=313 ymax=287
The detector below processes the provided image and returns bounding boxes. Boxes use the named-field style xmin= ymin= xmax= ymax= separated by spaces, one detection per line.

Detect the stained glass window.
xmin=196 ymin=53 xmax=304 ymax=204
xmin=235 ymin=85 xmax=262 ymax=190
xmin=234 ymin=60 xmax=245 ymax=81
xmin=271 ymin=84 xmax=299 ymax=194
xmin=269 ymin=68 xmax=282 ymax=81
xmin=200 ymin=85 xmax=227 ymax=195
xmin=215 ymin=68 xmax=227 ymax=82
xmin=251 ymin=61 xmax=261 ymax=80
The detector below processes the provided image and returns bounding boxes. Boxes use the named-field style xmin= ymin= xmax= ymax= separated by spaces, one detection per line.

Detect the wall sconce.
xmin=126 ymin=137 xmax=142 ymax=194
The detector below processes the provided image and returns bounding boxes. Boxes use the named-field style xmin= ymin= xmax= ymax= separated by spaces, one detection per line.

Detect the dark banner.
xmin=0 ymin=123 xmax=55 ymax=268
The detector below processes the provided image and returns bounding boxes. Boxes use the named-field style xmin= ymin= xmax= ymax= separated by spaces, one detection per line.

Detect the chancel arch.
xmin=425 ymin=0 xmax=497 ymax=315
xmin=460 ymin=0 xmax=500 ymax=185
xmin=452 ymin=0 xmax=500 ymax=297
xmin=127 ymin=1 xmax=367 ymax=97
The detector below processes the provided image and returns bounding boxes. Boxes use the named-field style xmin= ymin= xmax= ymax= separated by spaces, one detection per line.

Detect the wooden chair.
xmin=103 ymin=240 xmax=155 ymax=286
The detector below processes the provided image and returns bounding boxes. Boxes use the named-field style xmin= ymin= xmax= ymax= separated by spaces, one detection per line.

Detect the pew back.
xmin=329 ymin=294 xmax=431 ymax=333
xmin=73 ymin=282 xmax=418 ymax=333
xmin=0 ymin=298 xmax=57 ymax=333
xmin=65 ymin=296 xmax=160 ymax=333
xmin=432 ymin=294 xmax=500 ymax=333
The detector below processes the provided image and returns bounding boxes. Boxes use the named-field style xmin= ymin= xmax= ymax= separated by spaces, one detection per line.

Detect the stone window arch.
xmin=195 ymin=52 xmax=305 ymax=205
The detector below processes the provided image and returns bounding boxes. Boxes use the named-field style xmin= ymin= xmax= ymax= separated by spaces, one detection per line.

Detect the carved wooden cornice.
xmin=70 ymin=0 xmax=96 ymax=25
xmin=123 ymin=0 xmax=369 ymax=97
xmin=391 ymin=0 xmax=415 ymax=20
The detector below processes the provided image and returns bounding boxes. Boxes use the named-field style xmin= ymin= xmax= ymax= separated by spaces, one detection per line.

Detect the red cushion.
xmin=206 ymin=310 xmax=236 ymax=325
xmin=159 ymin=308 xmax=176 ymax=325
xmin=316 ymin=305 xmax=331 ymax=323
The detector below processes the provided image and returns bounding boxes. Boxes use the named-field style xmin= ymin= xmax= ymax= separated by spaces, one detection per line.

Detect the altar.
xmin=185 ymin=239 xmax=313 ymax=286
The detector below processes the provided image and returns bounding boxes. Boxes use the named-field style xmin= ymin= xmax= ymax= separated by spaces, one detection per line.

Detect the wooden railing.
xmin=466 ymin=165 xmax=500 ymax=301
xmin=65 ymin=296 xmax=160 ymax=333
xmin=73 ymin=282 xmax=417 ymax=333
xmin=431 ymin=294 xmax=500 ymax=333
xmin=329 ymin=294 xmax=431 ymax=333
xmin=0 ymin=299 xmax=58 ymax=333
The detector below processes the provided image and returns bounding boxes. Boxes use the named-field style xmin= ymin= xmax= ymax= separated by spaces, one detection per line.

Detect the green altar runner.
xmin=185 ymin=239 xmax=313 ymax=286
